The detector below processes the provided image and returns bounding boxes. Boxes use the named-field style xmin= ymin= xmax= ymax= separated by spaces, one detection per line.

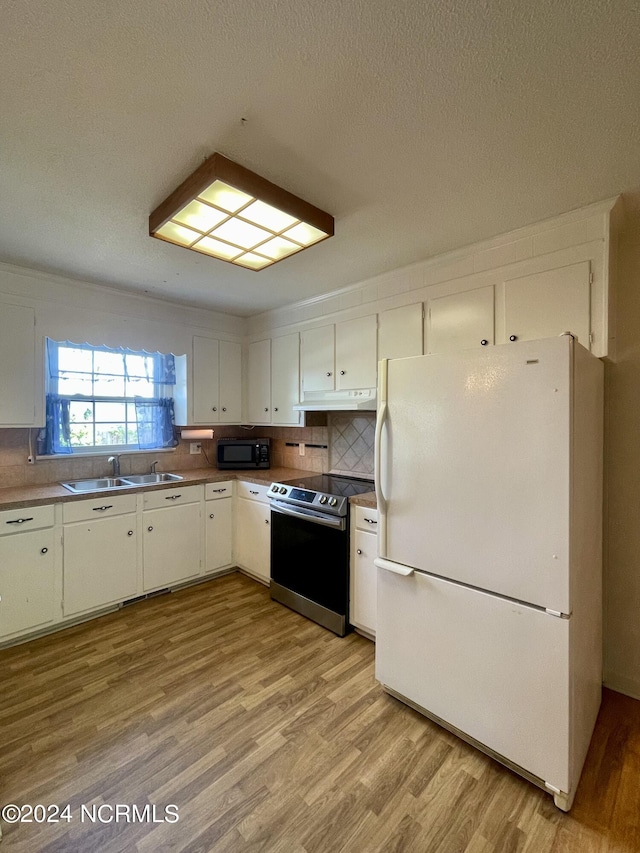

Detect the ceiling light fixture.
xmin=149 ymin=153 xmax=334 ymax=270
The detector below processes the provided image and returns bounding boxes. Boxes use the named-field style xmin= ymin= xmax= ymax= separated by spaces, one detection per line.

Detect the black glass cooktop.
xmin=281 ymin=474 xmax=374 ymax=498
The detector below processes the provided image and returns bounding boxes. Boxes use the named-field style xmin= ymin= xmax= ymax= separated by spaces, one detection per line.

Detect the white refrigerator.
xmin=374 ymin=335 xmax=603 ymax=811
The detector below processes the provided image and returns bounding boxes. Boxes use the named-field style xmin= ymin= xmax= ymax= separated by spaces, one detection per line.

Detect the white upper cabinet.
xmin=271 ymin=333 xmax=301 ymax=425
xmin=499 ymin=262 xmax=591 ymax=347
xmin=335 ymin=315 xmax=378 ymax=389
xmin=427 ymin=286 xmax=495 ymax=354
xmin=378 ymin=303 xmax=423 ymax=361
xmin=301 ymin=317 xmax=377 ymax=394
xmin=218 ymin=340 xmax=242 ymax=422
xmin=189 ymin=336 xmax=242 ymax=425
xmin=0 ymin=301 xmax=39 ymax=427
xmin=247 ymin=339 xmax=272 ymax=424
xmin=246 ymin=334 xmax=301 ymax=426
xmin=301 ymin=325 xmax=335 ymax=392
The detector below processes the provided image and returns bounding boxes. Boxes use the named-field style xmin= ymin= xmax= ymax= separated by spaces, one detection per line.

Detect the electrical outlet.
xmin=299 ymin=442 xmax=305 ymax=456
xmin=190 ymin=442 xmax=202 ymax=455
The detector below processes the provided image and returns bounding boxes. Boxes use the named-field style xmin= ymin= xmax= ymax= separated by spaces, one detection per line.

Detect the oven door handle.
xmin=270 ymin=500 xmax=346 ymax=531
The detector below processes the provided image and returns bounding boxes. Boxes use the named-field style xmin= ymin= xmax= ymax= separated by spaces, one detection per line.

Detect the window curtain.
xmin=135 ymin=398 xmax=178 ymax=450
xmin=37 ymin=394 xmax=73 ymax=455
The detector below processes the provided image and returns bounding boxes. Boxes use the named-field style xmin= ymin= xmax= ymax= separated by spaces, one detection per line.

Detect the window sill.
xmin=36 ymin=447 xmax=177 ymax=462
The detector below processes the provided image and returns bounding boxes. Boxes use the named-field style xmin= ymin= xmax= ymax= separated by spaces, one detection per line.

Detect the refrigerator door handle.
xmin=375 ymin=557 xmax=414 ymax=577
xmin=375 ymin=358 xmax=389 ymax=556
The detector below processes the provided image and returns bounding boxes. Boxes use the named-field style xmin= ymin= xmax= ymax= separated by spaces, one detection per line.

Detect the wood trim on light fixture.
xmin=149 ymin=153 xmax=334 ymax=238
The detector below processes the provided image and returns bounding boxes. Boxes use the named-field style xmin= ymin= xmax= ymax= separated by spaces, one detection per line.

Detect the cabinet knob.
xmin=264 ymin=408 xmax=269 ymax=412
xmin=326 ymin=372 xmax=332 ymax=377
xmin=509 ymin=335 xmax=518 ymax=342
xmin=274 ymin=407 xmax=278 ymax=412
xmin=222 ymin=407 xmax=227 ymax=412
xmin=212 ymin=406 xmax=217 ymax=412
xmin=41 ymin=547 xmax=48 ymax=554
xmin=250 ymin=490 xmax=259 ymax=495
xmin=127 ymin=530 xmax=134 ymax=536
xmin=357 ymin=549 xmax=362 ymax=555
xmin=265 ymin=519 xmax=269 ymax=524
xmin=209 ymin=513 xmax=215 ymax=519
xmin=480 ymin=339 xmax=489 ymax=346
xmin=340 ymin=370 xmax=346 ymax=375
xmin=147 ymin=526 xmax=153 ymax=532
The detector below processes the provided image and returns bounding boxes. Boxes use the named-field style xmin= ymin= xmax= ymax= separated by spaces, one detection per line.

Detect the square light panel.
xmin=149 ymin=153 xmax=334 ymax=271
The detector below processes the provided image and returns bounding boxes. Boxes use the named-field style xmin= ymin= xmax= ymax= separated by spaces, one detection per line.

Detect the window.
xmin=38 ymin=340 xmax=178 ymax=455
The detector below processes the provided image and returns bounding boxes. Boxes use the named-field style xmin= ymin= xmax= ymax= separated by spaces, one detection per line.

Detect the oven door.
xmin=270 ymin=502 xmax=350 ymax=634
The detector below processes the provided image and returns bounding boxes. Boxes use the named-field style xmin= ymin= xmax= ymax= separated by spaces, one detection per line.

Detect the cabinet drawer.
xmin=63 ymin=494 xmax=137 ymax=523
xmin=143 ymin=484 xmax=202 ymax=510
xmin=0 ymin=504 xmax=54 ymax=536
xmin=205 ymin=481 xmax=234 ymax=501
xmin=236 ymin=481 xmax=271 ymax=503
xmin=354 ymin=505 xmax=378 ymax=532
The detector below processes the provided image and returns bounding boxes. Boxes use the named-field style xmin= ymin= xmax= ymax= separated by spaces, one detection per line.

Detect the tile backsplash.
xmin=0 ymin=412 xmax=378 ymax=490
xmin=328 ymin=413 xmax=375 ymax=478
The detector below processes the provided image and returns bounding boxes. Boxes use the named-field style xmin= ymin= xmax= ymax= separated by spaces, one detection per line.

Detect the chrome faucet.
xmin=108 ymin=455 xmax=121 ymax=477
xmin=149 ymin=460 xmax=159 ymax=474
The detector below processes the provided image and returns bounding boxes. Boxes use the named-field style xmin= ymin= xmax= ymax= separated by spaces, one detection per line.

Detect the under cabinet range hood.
xmin=293 ymin=389 xmax=377 ymax=412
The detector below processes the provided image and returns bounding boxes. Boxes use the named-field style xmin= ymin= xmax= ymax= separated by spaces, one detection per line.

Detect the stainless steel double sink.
xmin=61 ymin=472 xmax=183 ymax=494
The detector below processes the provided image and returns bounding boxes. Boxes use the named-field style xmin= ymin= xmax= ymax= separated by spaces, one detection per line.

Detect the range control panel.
xmin=268 ymin=482 xmax=346 ymax=516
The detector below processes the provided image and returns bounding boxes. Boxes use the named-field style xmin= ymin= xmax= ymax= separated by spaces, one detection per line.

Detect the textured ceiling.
xmin=1 ymin=0 xmax=639 ymax=317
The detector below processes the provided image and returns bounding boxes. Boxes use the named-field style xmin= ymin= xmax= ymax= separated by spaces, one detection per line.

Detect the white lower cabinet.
xmin=143 ymin=485 xmax=202 ymax=592
xmin=63 ymin=495 xmax=138 ymax=617
xmin=350 ymin=505 xmax=378 ymax=637
xmin=205 ymin=481 xmax=234 ymax=574
xmin=0 ymin=505 xmax=57 ymax=640
xmin=234 ymin=481 xmax=271 ymax=584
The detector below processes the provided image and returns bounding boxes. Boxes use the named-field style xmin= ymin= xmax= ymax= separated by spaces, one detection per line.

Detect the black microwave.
xmin=217 ymin=438 xmax=270 ymax=469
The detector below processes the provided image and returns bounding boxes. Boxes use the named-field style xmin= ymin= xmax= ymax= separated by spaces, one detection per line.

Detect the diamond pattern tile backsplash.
xmin=329 ymin=413 xmax=375 ymax=478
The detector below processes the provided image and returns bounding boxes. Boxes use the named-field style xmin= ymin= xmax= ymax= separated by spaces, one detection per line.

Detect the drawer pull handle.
xmin=6 ymin=517 xmax=34 ymax=524
xmin=41 ymin=547 xmax=48 ymax=554
xmin=209 ymin=513 xmax=215 ymax=519
xmin=357 ymin=548 xmax=362 ymax=555
xmin=127 ymin=530 xmax=134 ymax=536
xmin=147 ymin=526 xmax=153 ymax=532
xmin=364 ymin=517 xmax=377 ymax=525
xmin=165 ymin=494 xmax=182 ymax=500
xmin=93 ymin=505 xmax=113 ymax=512
xmin=250 ymin=490 xmax=259 ymax=495
xmin=211 ymin=488 xmax=227 ymax=493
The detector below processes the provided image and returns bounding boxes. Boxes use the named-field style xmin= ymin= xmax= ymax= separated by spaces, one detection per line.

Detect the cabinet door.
xmin=192 ymin=336 xmax=220 ymax=423
xmin=301 ymin=325 xmax=335 ymax=392
xmin=501 ymin=262 xmax=591 ymax=348
xmin=336 ymin=315 xmax=377 ymax=389
xmin=143 ymin=502 xmax=201 ymax=591
xmin=0 ymin=302 xmax=36 ymax=426
xmin=234 ymin=497 xmax=270 ymax=583
xmin=247 ymin=339 xmax=272 ymax=424
xmin=0 ymin=528 xmax=56 ymax=638
xmin=63 ymin=515 xmax=137 ymax=616
xmin=351 ymin=529 xmax=377 ymax=636
xmin=378 ymin=303 xmax=423 ymax=361
xmin=271 ymin=333 xmax=301 ymax=425
xmin=427 ymin=286 xmax=494 ymax=353
xmin=219 ymin=340 xmax=242 ymax=422
xmin=205 ymin=498 xmax=233 ymax=573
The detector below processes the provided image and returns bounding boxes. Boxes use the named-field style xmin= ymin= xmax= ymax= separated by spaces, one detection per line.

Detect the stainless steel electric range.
xmin=268 ymin=474 xmax=375 ymax=636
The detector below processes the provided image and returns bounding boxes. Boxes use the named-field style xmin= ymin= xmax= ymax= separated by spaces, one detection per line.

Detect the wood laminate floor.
xmin=1 ymin=573 xmax=639 ymax=852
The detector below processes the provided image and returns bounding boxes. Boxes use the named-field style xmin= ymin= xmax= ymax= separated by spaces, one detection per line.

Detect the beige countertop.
xmin=349 ymin=492 xmax=377 ymax=509
xmin=0 ymin=466 xmax=313 ymax=511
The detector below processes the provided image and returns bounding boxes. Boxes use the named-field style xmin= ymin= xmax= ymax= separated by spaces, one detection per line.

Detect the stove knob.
xmin=271 ymin=485 xmax=278 ymax=492
xmin=319 ymin=495 xmax=328 ymax=504
xmin=329 ymin=497 xmax=338 ymax=507
xmin=279 ymin=486 xmax=287 ymax=494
